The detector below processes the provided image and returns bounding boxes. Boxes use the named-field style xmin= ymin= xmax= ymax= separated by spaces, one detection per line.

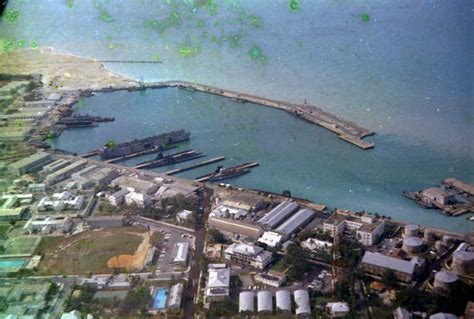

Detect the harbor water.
xmin=51 ymin=88 xmax=473 ymax=233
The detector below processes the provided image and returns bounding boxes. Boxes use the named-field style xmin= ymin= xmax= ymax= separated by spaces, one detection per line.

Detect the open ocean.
xmin=1 ymin=0 xmax=472 ymax=232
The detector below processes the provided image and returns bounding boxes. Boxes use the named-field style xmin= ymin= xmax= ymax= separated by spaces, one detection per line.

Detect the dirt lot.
xmin=35 ymin=227 xmax=146 ymax=275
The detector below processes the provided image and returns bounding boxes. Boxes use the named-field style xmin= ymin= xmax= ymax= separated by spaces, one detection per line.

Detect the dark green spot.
xmin=30 ymin=41 xmax=39 ymax=49
xmin=66 ymin=0 xmax=74 ymax=9
xmin=248 ymin=44 xmax=267 ymax=62
xmin=5 ymin=10 xmax=20 ymax=23
xmin=289 ymin=0 xmax=299 ymax=12
xmin=361 ymin=13 xmax=370 ymax=22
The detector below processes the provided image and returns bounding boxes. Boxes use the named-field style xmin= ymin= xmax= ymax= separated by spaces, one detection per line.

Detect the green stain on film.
xmin=5 ymin=10 xmax=20 ymax=23
xmin=361 ymin=13 xmax=370 ymax=22
xmin=248 ymin=44 xmax=267 ymax=62
xmin=248 ymin=15 xmax=262 ymax=29
xmin=289 ymin=0 xmax=299 ymax=12
xmin=152 ymin=54 xmax=160 ymax=61
xmin=30 ymin=41 xmax=39 ymax=49
xmin=1 ymin=38 xmax=15 ymax=52
xmin=17 ymin=39 xmax=25 ymax=48
xmin=66 ymin=0 xmax=74 ymax=9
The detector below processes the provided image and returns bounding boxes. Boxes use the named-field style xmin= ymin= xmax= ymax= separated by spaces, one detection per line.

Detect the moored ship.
xmin=98 ymin=129 xmax=190 ymax=159
xmin=207 ymin=165 xmax=250 ymax=182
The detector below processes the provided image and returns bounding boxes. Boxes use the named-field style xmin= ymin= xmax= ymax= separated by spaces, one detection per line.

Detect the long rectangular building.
xmin=8 ymin=151 xmax=52 ymax=175
xmin=257 ymin=201 xmax=299 ymax=229
xmin=208 ymin=216 xmax=263 ymax=241
xmin=276 ymin=208 xmax=315 ymax=239
xmin=361 ymin=252 xmax=415 ymax=283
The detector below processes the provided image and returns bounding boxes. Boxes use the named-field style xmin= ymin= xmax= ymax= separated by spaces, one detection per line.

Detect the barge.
xmin=98 ymin=129 xmax=190 ymax=159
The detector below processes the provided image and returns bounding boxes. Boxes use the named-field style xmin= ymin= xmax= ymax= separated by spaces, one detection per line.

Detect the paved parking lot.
xmin=127 ymin=217 xmax=195 ymax=274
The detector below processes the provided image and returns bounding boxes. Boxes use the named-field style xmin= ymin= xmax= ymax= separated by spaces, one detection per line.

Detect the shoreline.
xmin=0 ymin=48 xmax=374 ymax=150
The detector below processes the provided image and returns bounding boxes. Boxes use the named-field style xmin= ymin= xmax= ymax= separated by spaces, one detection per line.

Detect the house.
xmin=224 ymin=243 xmax=273 ymax=269
xmin=205 ymin=264 xmax=230 ymax=303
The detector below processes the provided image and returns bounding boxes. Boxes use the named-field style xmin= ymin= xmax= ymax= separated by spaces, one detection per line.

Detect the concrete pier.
xmin=165 ymin=156 xmax=226 ymax=175
xmin=140 ymin=81 xmax=375 ymax=150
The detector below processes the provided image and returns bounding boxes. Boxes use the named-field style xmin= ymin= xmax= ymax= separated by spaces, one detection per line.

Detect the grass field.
xmin=4 ymin=236 xmax=41 ymax=255
xmin=35 ymin=227 xmax=147 ymax=275
xmin=0 ymin=224 xmax=10 ymax=238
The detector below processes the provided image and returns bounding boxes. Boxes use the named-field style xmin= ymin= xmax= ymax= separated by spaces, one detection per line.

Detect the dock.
xmin=195 ymin=161 xmax=259 ymax=182
xmin=104 ymin=146 xmax=176 ymax=164
xmin=165 ymin=156 xmax=226 ymax=175
xmin=145 ymin=81 xmax=375 ymax=150
xmin=133 ymin=149 xmax=204 ymax=169
xmin=80 ymin=150 xmax=98 ymax=158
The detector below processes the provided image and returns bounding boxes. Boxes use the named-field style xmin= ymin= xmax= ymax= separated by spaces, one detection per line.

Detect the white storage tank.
xmin=402 ymin=236 xmax=424 ymax=254
xmin=404 ymin=224 xmax=420 ymax=237
xmin=257 ymin=290 xmax=273 ymax=313
xmin=452 ymin=250 xmax=474 ymax=275
xmin=294 ymin=289 xmax=311 ymax=317
xmin=239 ymin=291 xmax=254 ymax=313
xmin=275 ymin=290 xmax=291 ymax=313
xmin=433 ymin=270 xmax=458 ymax=290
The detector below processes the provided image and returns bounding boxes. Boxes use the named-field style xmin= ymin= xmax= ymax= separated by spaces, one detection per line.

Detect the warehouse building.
xmin=111 ymin=176 xmax=158 ymax=195
xmin=208 ymin=216 xmax=263 ymax=242
xmin=257 ymin=290 xmax=273 ymax=314
xmin=108 ymin=188 xmax=130 ymax=206
xmin=239 ymin=291 xmax=255 ymax=313
xmin=276 ymin=208 xmax=316 ymax=240
xmin=41 ymin=158 xmax=70 ymax=174
xmin=294 ymin=289 xmax=311 ymax=318
xmin=258 ymin=201 xmax=299 ymax=229
xmin=44 ymin=160 xmax=88 ymax=185
xmin=173 ymin=242 xmax=189 ymax=265
xmin=167 ymin=283 xmax=183 ymax=309
xmin=276 ymin=290 xmax=292 ymax=313
xmin=8 ymin=151 xmax=52 ymax=175
xmin=323 ymin=209 xmax=385 ymax=246
xmin=224 ymin=243 xmax=273 ymax=269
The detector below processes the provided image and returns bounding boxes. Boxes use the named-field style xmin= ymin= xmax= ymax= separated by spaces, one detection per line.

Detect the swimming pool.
xmin=0 ymin=259 xmax=27 ymax=269
xmin=152 ymin=288 xmax=168 ymax=310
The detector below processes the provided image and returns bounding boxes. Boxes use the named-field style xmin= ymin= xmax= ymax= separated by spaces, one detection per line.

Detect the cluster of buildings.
xmin=238 ymin=289 xmax=316 ymax=318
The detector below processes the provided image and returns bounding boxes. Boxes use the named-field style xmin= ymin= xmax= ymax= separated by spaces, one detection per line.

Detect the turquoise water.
xmin=152 ymin=288 xmax=168 ymax=310
xmin=2 ymin=1 xmax=473 ymax=232
xmin=0 ymin=259 xmax=27 ymax=269
xmin=52 ymin=88 xmax=473 ymax=233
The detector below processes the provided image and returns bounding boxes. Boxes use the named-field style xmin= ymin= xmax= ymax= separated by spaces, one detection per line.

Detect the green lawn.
xmin=0 ymin=224 xmax=10 ymax=238
xmin=35 ymin=227 xmax=147 ymax=275
xmin=3 ymin=236 xmax=41 ymax=255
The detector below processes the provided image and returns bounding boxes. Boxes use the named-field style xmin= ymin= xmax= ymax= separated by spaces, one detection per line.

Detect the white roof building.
xmin=224 ymin=243 xmax=273 ymax=269
xmin=205 ymin=264 xmax=230 ymax=302
xmin=327 ymin=302 xmax=350 ymax=317
xmin=239 ymin=291 xmax=254 ymax=313
xmin=108 ymin=188 xmax=130 ymax=206
xmin=258 ymin=231 xmax=284 ymax=247
xmin=167 ymin=283 xmax=183 ymax=309
xmin=301 ymin=238 xmax=333 ymax=252
xmin=257 ymin=290 xmax=273 ymax=313
xmin=176 ymin=209 xmax=193 ymax=223
xmin=124 ymin=191 xmax=151 ymax=207
xmin=275 ymin=290 xmax=291 ymax=312
xmin=173 ymin=242 xmax=189 ymax=264
xmin=294 ymin=289 xmax=311 ymax=316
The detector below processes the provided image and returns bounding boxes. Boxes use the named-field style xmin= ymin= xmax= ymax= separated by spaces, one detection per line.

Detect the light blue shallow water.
xmin=0 ymin=259 xmax=27 ymax=269
xmin=51 ymin=88 xmax=473 ymax=233
xmin=152 ymin=288 xmax=168 ymax=310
